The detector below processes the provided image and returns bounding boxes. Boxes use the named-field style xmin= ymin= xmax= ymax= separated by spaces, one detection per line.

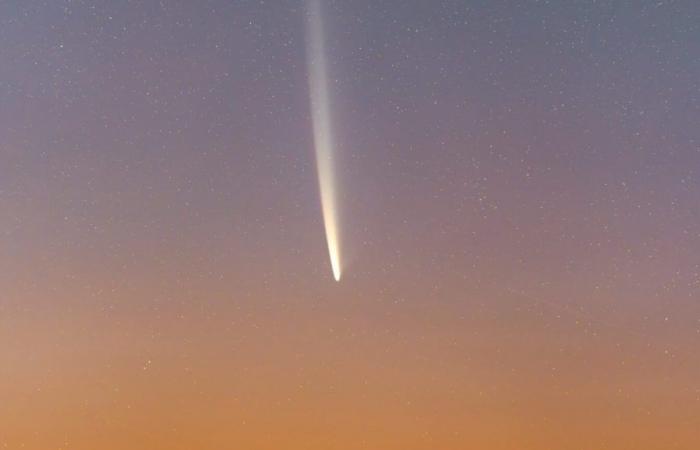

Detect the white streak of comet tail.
xmin=306 ymin=0 xmax=341 ymax=281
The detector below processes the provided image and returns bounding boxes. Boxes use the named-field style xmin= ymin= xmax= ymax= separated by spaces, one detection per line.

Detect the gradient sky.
xmin=1 ymin=1 xmax=700 ymax=449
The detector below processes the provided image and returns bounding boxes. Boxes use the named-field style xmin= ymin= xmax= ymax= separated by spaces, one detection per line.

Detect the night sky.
xmin=1 ymin=0 xmax=700 ymax=448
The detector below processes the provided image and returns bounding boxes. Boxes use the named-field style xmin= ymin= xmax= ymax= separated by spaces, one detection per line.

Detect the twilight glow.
xmin=306 ymin=0 xmax=341 ymax=282
xmin=3 ymin=1 xmax=700 ymax=449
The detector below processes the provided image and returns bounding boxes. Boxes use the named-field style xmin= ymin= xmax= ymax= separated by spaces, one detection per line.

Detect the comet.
xmin=306 ymin=0 xmax=341 ymax=281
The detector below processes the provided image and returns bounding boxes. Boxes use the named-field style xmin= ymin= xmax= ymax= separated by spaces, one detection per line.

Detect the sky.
xmin=1 ymin=0 xmax=699 ymax=448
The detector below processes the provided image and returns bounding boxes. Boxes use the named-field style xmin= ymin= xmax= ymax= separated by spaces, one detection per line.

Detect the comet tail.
xmin=306 ymin=0 xmax=341 ymax=281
